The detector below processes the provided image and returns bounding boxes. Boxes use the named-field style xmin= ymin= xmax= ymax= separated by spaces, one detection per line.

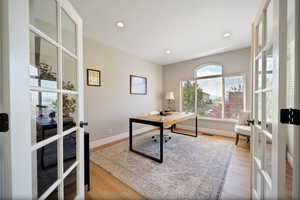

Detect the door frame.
xmin=1 ymin=0 xmax=85 ymax=199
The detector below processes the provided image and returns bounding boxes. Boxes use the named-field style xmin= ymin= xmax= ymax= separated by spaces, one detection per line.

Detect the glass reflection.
xmin=63 ymin=94 xmax=77 ymax=131
xmin=63 ymin=133 xmax=77 ymax=172
xmin=32 ymin=91 xmax=58 ymax=145
xmin=64 ymin=168 xmax=77 ymax=200
xmin=30 ymin=32 xmax=58 ymax=89
xmin=34 ymin=141 xmax=58 ymax=198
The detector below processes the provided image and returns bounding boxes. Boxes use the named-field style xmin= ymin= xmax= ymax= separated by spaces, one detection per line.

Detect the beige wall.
xmin=83 ymin=38 xmax=163 ymax=142
xmin=162 ymin=48 xmax=251 ymax=136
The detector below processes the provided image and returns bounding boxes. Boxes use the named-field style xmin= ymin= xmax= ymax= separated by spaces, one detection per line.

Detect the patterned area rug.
xmin=91 ymin=130 xmax=234 ymax=200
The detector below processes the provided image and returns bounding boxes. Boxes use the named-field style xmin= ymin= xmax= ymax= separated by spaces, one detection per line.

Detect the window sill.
xmin=197 ymin=117 xmax=237 ymax=123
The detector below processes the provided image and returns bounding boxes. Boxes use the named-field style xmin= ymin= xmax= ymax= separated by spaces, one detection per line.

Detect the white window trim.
xmin=180 ymin=64 xmax=246 ymax=121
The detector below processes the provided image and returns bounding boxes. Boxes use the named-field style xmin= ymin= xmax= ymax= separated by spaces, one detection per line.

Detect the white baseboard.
xmin=287 ymin=151 xmax=294 ymax=168
xmin=176 ymin=124 xmax=236 ymax=138
xmin=90 ymin=126 xmax=156 ymax=149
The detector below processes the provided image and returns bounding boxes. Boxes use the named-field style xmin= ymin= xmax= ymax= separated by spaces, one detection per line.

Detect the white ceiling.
xmin=70 ymin=0 xmax=260 ymax=65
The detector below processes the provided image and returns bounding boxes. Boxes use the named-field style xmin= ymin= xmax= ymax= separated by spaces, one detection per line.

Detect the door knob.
xmin=0 ymin=113 xmax=9 ymax=132
xmin=80 ymin=121 xmax=88 ymax=128
xmin=247 ymin=120 xmax=255 ymax=125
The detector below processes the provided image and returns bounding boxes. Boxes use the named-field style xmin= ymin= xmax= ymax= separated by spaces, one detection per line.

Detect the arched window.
xmin=195 ymin=64 xmax=222 ymax=78
xmin=180 ymin=64 xmax=245 ymax=119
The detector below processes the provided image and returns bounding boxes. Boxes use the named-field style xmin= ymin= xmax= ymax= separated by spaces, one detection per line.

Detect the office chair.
xmin=149 ymin=111 xmax=172 ymax=143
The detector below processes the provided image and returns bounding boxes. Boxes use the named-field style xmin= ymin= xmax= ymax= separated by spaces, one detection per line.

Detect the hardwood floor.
xmin=86 ymin=130 xmax=251 ymax=200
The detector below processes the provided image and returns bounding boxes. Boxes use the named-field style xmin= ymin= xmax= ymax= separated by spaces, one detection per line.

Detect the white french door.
xmin=0 ymin=0 xmax=85 ymax=199
xmin=251 ymin=0 xmax=300 ymax=199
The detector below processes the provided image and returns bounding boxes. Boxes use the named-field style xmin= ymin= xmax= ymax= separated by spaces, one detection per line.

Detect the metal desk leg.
xmin=129 ymin=119 xmax=133 ymax=151
xmin=129 ymin=119 xmax=163 ymax=163
xmin=160 ymin=124 xmax=163 ymax=163
xmin=171 ymin=116 xmax=198 ymax=137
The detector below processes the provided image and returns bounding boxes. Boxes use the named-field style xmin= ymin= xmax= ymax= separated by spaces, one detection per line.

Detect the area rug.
xmin=90 ymin=130 xmax=234 ymax=200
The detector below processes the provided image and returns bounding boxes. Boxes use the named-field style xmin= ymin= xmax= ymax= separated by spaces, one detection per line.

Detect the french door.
xmin=251 ymin=0 xmax=300 ymax=199
xmin=0 ymin=0 xmax=85 ymax=199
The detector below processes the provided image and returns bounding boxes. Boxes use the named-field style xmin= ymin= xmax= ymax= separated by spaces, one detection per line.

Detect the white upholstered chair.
xmin=235 ymin=111 xmax=251 ymax=145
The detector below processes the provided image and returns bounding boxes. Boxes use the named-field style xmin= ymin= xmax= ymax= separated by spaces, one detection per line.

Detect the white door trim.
xmin=2 ymin=0 xmax=32 ymax=198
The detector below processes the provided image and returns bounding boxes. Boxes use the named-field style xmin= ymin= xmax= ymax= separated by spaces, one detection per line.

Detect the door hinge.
xmin=280 ymin=108 xmax=300 ymax=125
xmin=0 ymin=113 xmax=9 ymax=132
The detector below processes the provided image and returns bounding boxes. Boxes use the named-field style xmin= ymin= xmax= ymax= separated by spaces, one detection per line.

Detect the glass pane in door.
xmin=266 ymin=1 xmax=273 ymax=45
xmin=64 ymin=168 xmax=77 ymax=200
xmin=255 ymin=130 xmax=263 ymax=162
xmin=62 ymin=9 xmax=77 ymax=55
xmin=29 ymin=0 xmax=58 ymax=41
xmin=63 ymin=94 xmax=77 ymax=131
xmin=30 ymin=32 xmax=58 ymax=89
xmin=33 ymin=141 xmax=58 ymax=198
xmin=256 ymin=57 xmax=263 ymax=90
xmin=46 ymin=188 xmax=58 ymax=200
xmin=264 ymin=135 xmax=272 ymax=179
xmin=265 ymin=91 xmax=273 ymax=133
xmin=257 ymin=20 xmax=263 ymax=53
xmin=266 ymin=47 xmax=273 ymax=89
xmin=62 ymin=53 xmax=77 ymax=91
xmin=63 ymin=132 xmax=77 ymax=172
xmin=31 ymin=91 xmax=58 ymax=145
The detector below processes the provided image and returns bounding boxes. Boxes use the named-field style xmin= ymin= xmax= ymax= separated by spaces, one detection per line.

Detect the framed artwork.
xmin=130 ymin=75 xmax=147 ymax=95
xmin=87 ymin=69 xmax=101 ymax=86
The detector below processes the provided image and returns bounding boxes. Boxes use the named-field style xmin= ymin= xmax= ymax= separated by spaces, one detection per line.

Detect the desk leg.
xmin=129 ymin=119 xmax=133 ymax=151
xmin=160 ymin=124 xmax=163 ymax=163
xmin=129 ymin=119 xmax=163 ymax=163
xmin=171 ymin=116 xmax=198 ymax=137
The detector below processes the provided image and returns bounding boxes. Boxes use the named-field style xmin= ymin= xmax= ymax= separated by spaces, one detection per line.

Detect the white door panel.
xmin=1 ymin=0 xmax=84 ymax=199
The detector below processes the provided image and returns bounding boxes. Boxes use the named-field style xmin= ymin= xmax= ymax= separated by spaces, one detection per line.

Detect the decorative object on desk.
xmin=130 ymin=75 xmax=147 ymax=95
xmin=165 ymin=91 xmax=175 ymax=111
xmin=87 ymin=69 xmax=101 ymax=86
xmin=48 ymin=111 xmax=56 ymax=123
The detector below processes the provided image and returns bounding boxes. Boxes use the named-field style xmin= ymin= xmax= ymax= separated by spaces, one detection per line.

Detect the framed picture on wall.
xmin=87 ymin=69 xmax=101 ymax=86
xmin=130 ymin=75 xmax=147 ymax=95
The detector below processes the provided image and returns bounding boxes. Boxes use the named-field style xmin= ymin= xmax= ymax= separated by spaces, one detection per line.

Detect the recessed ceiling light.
xmin=165 ymin=50 xmax=171 ymax=55
xmin=223 ymin=32 xmax=231 ymax=38
xmin=115 ymin=21 xmax=125 ymax=29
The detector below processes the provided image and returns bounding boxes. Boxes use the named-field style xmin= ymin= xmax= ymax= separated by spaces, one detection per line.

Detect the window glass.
xmin=180 ymin=80 xmax=195 ymax=113
xmin=224 ymin=76 xmax=244 ymax=119
xmin=195 ymin=65 xmax=222 ymax=78
xmin=181 ymin=64 xmax=245 ymax=120
xmin=196 ymin=78 xmax=222 ymax=118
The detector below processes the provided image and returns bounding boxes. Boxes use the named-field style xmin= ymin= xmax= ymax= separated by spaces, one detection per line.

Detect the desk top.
xmin=130 ymin=112 xmax=196 ymax=126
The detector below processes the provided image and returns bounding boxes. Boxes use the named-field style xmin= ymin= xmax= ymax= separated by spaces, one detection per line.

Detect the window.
xmin=180 ymin=64 xmax=245 ymax=120
xmin=224 ymin=76 xmax=244 ymax=119
xmin=180 ymin=80 xmax=195 ymax=113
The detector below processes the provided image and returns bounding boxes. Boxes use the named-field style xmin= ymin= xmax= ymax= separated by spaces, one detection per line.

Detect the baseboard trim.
xmin=287 ymin=151 xmax=294 ymax=168
xmin=90 ymin=126 xmax=156 ymax=149
xmin=176 ymin=124 xmax=235 ymax=138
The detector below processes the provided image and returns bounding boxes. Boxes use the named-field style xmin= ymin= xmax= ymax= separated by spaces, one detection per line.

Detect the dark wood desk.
xmin=129 ymin=112 xmax=197 ymax=163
